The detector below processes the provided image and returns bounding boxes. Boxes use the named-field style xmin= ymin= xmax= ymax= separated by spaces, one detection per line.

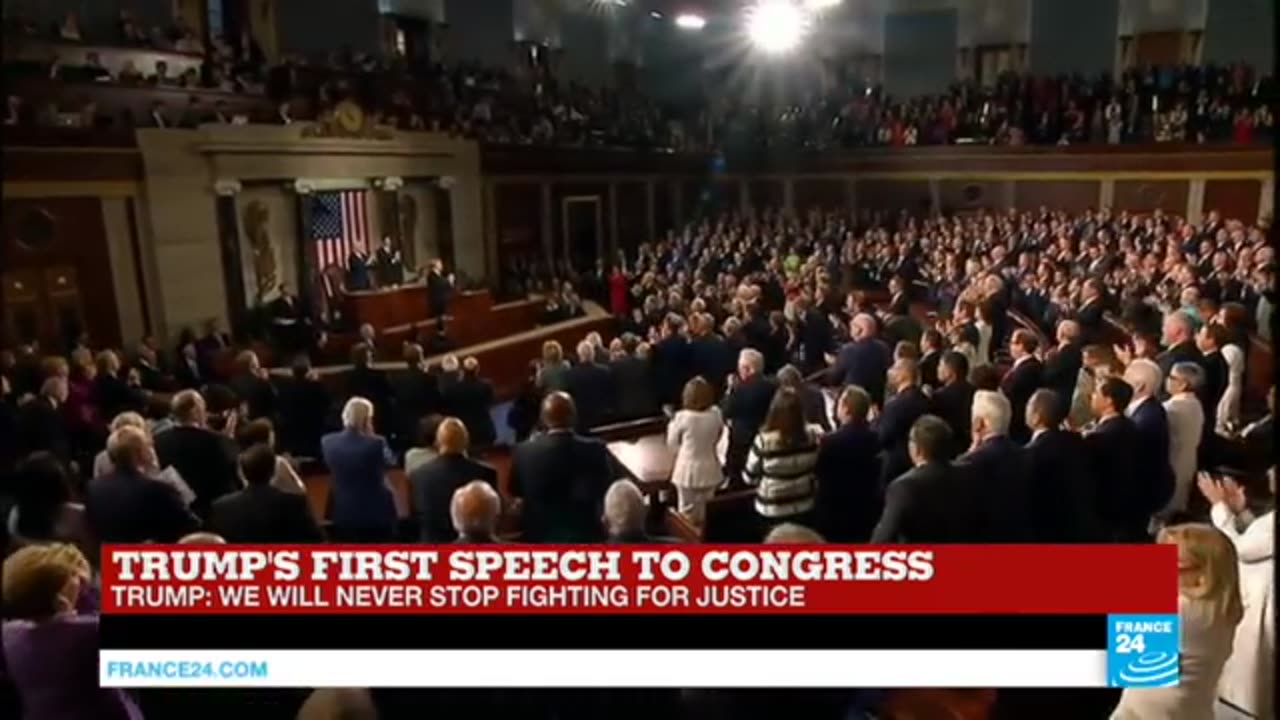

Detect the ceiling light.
xmin=746 ymin=1 xmax=809 ymax=54
xmin=675 ymin=13 xmax=706 ymax=30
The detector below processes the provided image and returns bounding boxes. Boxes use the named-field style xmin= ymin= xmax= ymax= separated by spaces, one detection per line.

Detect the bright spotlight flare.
xmin=675 ymin=13 xmax=707 ymax=30
xmin=803 ymin=0 xmax=842 ymax=9
xmin=746 ymin=0 xmax=812 ymax=54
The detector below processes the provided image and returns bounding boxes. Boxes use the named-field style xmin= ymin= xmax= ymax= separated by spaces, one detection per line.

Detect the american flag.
xmin=310 ymin=190 xmax=369 ymax=271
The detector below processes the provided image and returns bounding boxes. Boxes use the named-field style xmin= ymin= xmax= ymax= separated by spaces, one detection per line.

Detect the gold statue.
xmin=241 ymin=199 xmax=278 ymax=303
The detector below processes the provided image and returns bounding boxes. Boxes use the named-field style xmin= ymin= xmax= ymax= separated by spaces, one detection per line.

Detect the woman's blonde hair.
xmin=541 ymin=340 xmax=563 ymax=364
xmin=681 ymin=376 xmax=714 ymax=412
xmin=2 ymin=543 xmax=90 ymax=619
xmin=1158 ymin=523 xmax=1243 ymax=627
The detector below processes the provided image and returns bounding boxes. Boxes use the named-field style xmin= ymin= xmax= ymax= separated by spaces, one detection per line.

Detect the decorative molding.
xmin=213 ymin=179 xmax=242 ymax=196
xmin=292 ymin=179 xmax=316 ymax=195
xmin=378 ymin=176 xmax=405 ymax=191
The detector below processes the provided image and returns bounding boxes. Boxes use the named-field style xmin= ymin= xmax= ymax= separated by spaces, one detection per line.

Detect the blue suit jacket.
xmin=1128 ymin=397 xmax=1174 ymax=516
xmin=321 ymin=428 xmax=397 ymax=530
xmin=829 ymin=338 xmax=891 ymax=402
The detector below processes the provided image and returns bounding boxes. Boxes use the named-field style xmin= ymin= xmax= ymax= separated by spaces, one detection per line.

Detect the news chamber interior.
xmin=0 ymin=0 xmax=1274 ymax=718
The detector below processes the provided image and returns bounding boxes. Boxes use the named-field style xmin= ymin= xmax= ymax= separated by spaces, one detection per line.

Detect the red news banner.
xmin=100 ymin=545 xmax=1176 ymax=615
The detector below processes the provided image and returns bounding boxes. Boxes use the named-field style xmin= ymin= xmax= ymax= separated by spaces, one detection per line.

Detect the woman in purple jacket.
xmin=1 ymin=543 xmax=142 ymax=720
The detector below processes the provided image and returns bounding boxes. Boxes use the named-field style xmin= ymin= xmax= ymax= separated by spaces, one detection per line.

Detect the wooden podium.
xmin=343 ymin=285 xmax=493 ymax=332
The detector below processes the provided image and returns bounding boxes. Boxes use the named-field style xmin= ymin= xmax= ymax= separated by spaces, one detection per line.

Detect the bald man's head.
xmin=541 ymin=391 xmax=575 ymax=430
xmin=450 ymin=480 xmax=500 ymax=541
xmin=436 ymin=417 xmax=470 ymax=455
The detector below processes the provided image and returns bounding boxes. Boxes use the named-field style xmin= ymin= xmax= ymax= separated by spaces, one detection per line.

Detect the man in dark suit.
xmin=1084 ymin=376 xmax=1144 ymax=541
xmin=440 ymin=356 xmax=496 ymax=448
xmin=344 ymin=343 xmax=394 ymax=435
xmin=87 ymin=425 xmax=199 ymax=543
xmin=1193 ymin=321 xmax=1228 ymax=437
xmin=346 ymin=243 xmax=374 ymax=291
xmin=392 ymin=343 xmax=440 ymax=453
xmin=918 ymin=329 xmax=943 ymax=390
xmin=208 ymin=444 xmax=323 ymax=543
xmin=195 ymin=319 xmax=232 ymax=381
xmin=91 ymin=350 xmax=145 ymax=422
xmin=1001 ymin=329 xmax=1044 ymax=444
xmin=688 ymin=315 xmax=735 ymax=399
xmin=509 ymin=392 xmax=612 ymax=542
xmin=875 ymin=359 xmax=930 ymax=488
xmin=153 ymin=390 xmax=240 ymax=518
xmin=1024 ymin=389 xmax=1101 ymax=542
xmin=795 ymin=295 xmax=834 ymax=375
xmin=928 ymin=351 xmax=974 ymax=458
xmin=886 ymin=274 xmax=911 ymax=317
xmin=610 ymin=343 xmax=657 ymax=420
xmin=871 ymin=415 xmax=972 ymax=542
xmin=815 ymin=386 xmax=882 ymax=542
xmin=954 ymin=390 xmax=1032 ymax=542
xmin=14 ymin=377 xmax=72 ymax=464
xmin=1155 ymin=310 xmax=1203 ymax=398
xmin=408 ymin=417 xmax=498 ymax=542
xmin=1074 ymin=279 xmax=1107 ymax=343
xmin=566 ymin=340 xmax=615 ymax=431
xmin=1041 ymin=319 xmax=1083 ymax=417
xmin=267 ymin=284 xmax=309 ymax=357
xmin=373 ymin=236 xmax=404 ymax=287
xmin=425 ymin=259 xmax=452 ymax=320
xmin=1124 ymin=359 xmax=1175 ymax=527
xmin=652 ymin=313 xmax=691 ymax=408
xmin=321 ymin=396 xmax=398 ymax=541
xmin=229 ymin=350 xmax=277 ymax=422
xmin=276 ymin=356 xmax=331 ymax=460
xmin=174 ymin=341 xmax=204 ymax=390
xmin=828 ymin=314 xmax=891 ymax=404
xmin=722 ymin=348 xmax=777 ymax=485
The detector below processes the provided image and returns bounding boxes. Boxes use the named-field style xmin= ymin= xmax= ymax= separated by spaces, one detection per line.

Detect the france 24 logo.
xmin=1106 ymin=614 xmax=1180 ymax=688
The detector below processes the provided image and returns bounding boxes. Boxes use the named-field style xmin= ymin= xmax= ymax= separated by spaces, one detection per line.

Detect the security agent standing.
xmin=425 ymin=258 xmax=453 ymax=321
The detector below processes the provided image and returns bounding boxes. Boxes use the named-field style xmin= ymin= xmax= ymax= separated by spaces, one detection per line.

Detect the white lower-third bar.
xmin=100 ymin=649 xmax=1108 ymax=688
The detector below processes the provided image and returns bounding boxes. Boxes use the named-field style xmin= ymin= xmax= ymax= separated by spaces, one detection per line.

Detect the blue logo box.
xmin=1106 ymin=614 xmax=1180 ymax=688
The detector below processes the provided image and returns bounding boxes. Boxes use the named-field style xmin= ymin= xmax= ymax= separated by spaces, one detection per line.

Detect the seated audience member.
xmin=509 ymin=392 xmax=611 ymax=542
xmin=666 ymin=377 xmax=724 ymax=526
xmin=321 ymin=397 xmax=397 ymax=542
xmin=763 ymin=523 xmax=825 ymax=543
xmin=451 ymin=480 xmax=502 ymax=543
xmin=1161 ymin=363 xmax=1206 ymax=521
xmin=208 ymin=443 xmax=322 ymax=543
xmin=603 ymin=479 xmax=654 ymax=543
xmin=722 ymin=348 xmax=777 ymax=485
xmin=929 ymin=350 xmax=974 ymax=457
xmin=6 ymin=452 xmax=90 ymax=552
xmin=566 ymin=340 xmax=614 ymax=431
xmin=1023 ymin=389 xmax=1099 ymax=542
xmin=872 ymin=415 xmax=970 ymax=542
xmin=404 ymin=414 xmax=444 ymax=475
xmin=277 ymin=356 xmax=330 ymax=459
xmin=815 ymin=385 xmax=882 ymax=542
xmin=237 ymin=418 xmax=306 ymax=494
xmin=14 ymin=376 xmax=71 ymax=464
xmin=441 ymin=356 xmax=496 ymax=448
xmin=86 ymin=426 xmax=198 ymax=543
xmin=1111 ymin=524 xmax=1241 ymax=720
xmin=1198 ymin=469 xmax=1274 ymax=720
xmin=1001 ymin=329 xmax=1044 ymax=444
xmin=875 ymin=359 xmax=929 ymax=487
xmin=1085 ymin=376 xmax=1143 ymax=541
xmin=777 ymin=365 xmax=831 ymax=431
xmin=744 ymin=387 xmax=822 ymax=533
xmin=154 ymin=390 xmax=240 ymax=517
xmin=1 ymin=544 xmax=142 ymax=720
xmin=409 ymin=417 xmax=498 ymax=542
xmin=230 ymin=350 xmax=277 ymax=422
xmin=955 ymin=390 xmax=1030 ymax=542
xmin=1124 ymin=359 xmax=1176 ymax=526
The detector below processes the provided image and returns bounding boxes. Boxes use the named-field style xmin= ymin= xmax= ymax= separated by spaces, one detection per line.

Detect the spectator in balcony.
xmin=55 ymin=10 xmax=82 ymax=41
xmin=149 ymin=60 xmax=173 ymax=86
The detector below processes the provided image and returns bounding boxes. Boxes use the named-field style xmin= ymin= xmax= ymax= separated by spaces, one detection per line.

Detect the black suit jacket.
xmin=14 ymin=398 xmax=71 ymax=463
xmin=345 ymin=365 xmax=394 ymax=431
xmin=689 ymin=335 xmax=735 ymax=397
xmin=871 ymin=461 xmax=973 ymax=543
xmin=1074 ymin=299 xmax=1105 ymax=343
xmin=153 ymin=425 xmax=240 ymax=517
xmin=954 ymin=435 xmax=1032 ymax=542
xmin=929 ymin=380 xmax=975 ymax=458
xmin=1000 ymin=357 xmax=1044 ymax=444
xmin=1040 ymin=343 xmax=1082 ymax=415
xmin=174 ymin=357 xmax=204 ymax=390
xmin=918 ymin=350 xmax=941 ymax=390
xmin=208 ymin=484 xmax=323 ymax=543
xmin=1130 ymin=397 xmax=1174 ymax=517
xmin=510 ymin=431 xmax=611 ymax=542
xmin=610 ymin=356 xmax=657 ymax=420
xmin=91 ymin=373 xmax=144 ymax=422
xmin=814 ymin=423 xmax=882 ymax=542
xmin=86 ymin=470 xmax=199 ymax=543
xmin=1083 ymin=415 xmax=1143 ymax=540
xmin=652 ymin=335 xmax=691 ymax=407
xmin=1156 ymin=341 xmax=1204 ymax=399
xmin=829 ymin=338 xmax=891 ymax=403
xmin=722 ymin=375 xmax=777 ymax=475
xmin=566 ymin=362 xmax=615 ymax=431
xmin=392 ymin=368 xmax=440 ymax=446
xmin=441 ymin=374 xmax=496 ymax=448
xmin=276 ymin=376 xmax=331 ymax=459
xmin=1197 ymin=349 xmax=1227 ymax=431
xmin=1025 ymin=429 xmax=1101 ymax=542
xmin=797 ymin=309 xmax=834 ymax=374
xmin=408 ymin=453 xmax=499 ymax=542
xmin=230 ymin=372 xmax=278 ymax=422
xmin=875 ymin=385 xmax=930 ymax=487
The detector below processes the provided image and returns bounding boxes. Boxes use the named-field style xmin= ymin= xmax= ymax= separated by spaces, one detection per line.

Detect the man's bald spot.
xmin=541 ymin=391 xmax=575 ymax=429
xmin=436 ymin=417 xmax=469 ymax=454
xmin=451 ymin=480 xmax=500 ymax=537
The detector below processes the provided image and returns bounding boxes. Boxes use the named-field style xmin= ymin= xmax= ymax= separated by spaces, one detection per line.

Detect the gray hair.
xmin=106 ymin=425 xmax=151 ymax=472
xmin=110 ymin=411 xmax=147 ymax=433
xmin=341 ymin=397 xmax=374 ymax=429
xmin=764 ymin=523 xmax=825 ymax=544
xmin=1169 ymin=361 xmax=1204 ymax=391
xmin=971 ymin=389 xmax=1011 ymax=436
xmin=450 ymin=480 xmax=500 ymax=539
xmin=441 ymin=354 xmax=460 ymax=372
xmin=1124 ymin=359 xmax=1163 ymax=397
xmin=738 ymin=348 xmax=764 ymax=375
xmin=576 ymin=340 xmax=595 ymax=363
xmin=603 ymin=479 xmax=646 ymax=535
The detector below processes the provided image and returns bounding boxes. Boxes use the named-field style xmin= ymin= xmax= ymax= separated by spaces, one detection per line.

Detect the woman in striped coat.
xmin=744 ymin=387 xmax=823 ymax=533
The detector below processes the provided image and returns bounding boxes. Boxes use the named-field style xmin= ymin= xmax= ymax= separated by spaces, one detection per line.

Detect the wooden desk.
xmin=343 ymin=287 xmax=492 ymax=333
xmin=607 ymin=433 xmax=675 ymax=492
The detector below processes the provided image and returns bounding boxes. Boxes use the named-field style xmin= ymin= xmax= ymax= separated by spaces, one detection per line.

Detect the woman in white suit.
xmin=1216 ymin=339 xmax=1245 ymax=434
xmin=1161 ymin=363 xmax=1205 ymax=520
xmin=666 ymin=377 xmax=725 ymax=526
xmin=1199 ymin=470 xmax=1274 ymax=720
xmin=1111 ymin=523 xmax=1242 ymax=720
